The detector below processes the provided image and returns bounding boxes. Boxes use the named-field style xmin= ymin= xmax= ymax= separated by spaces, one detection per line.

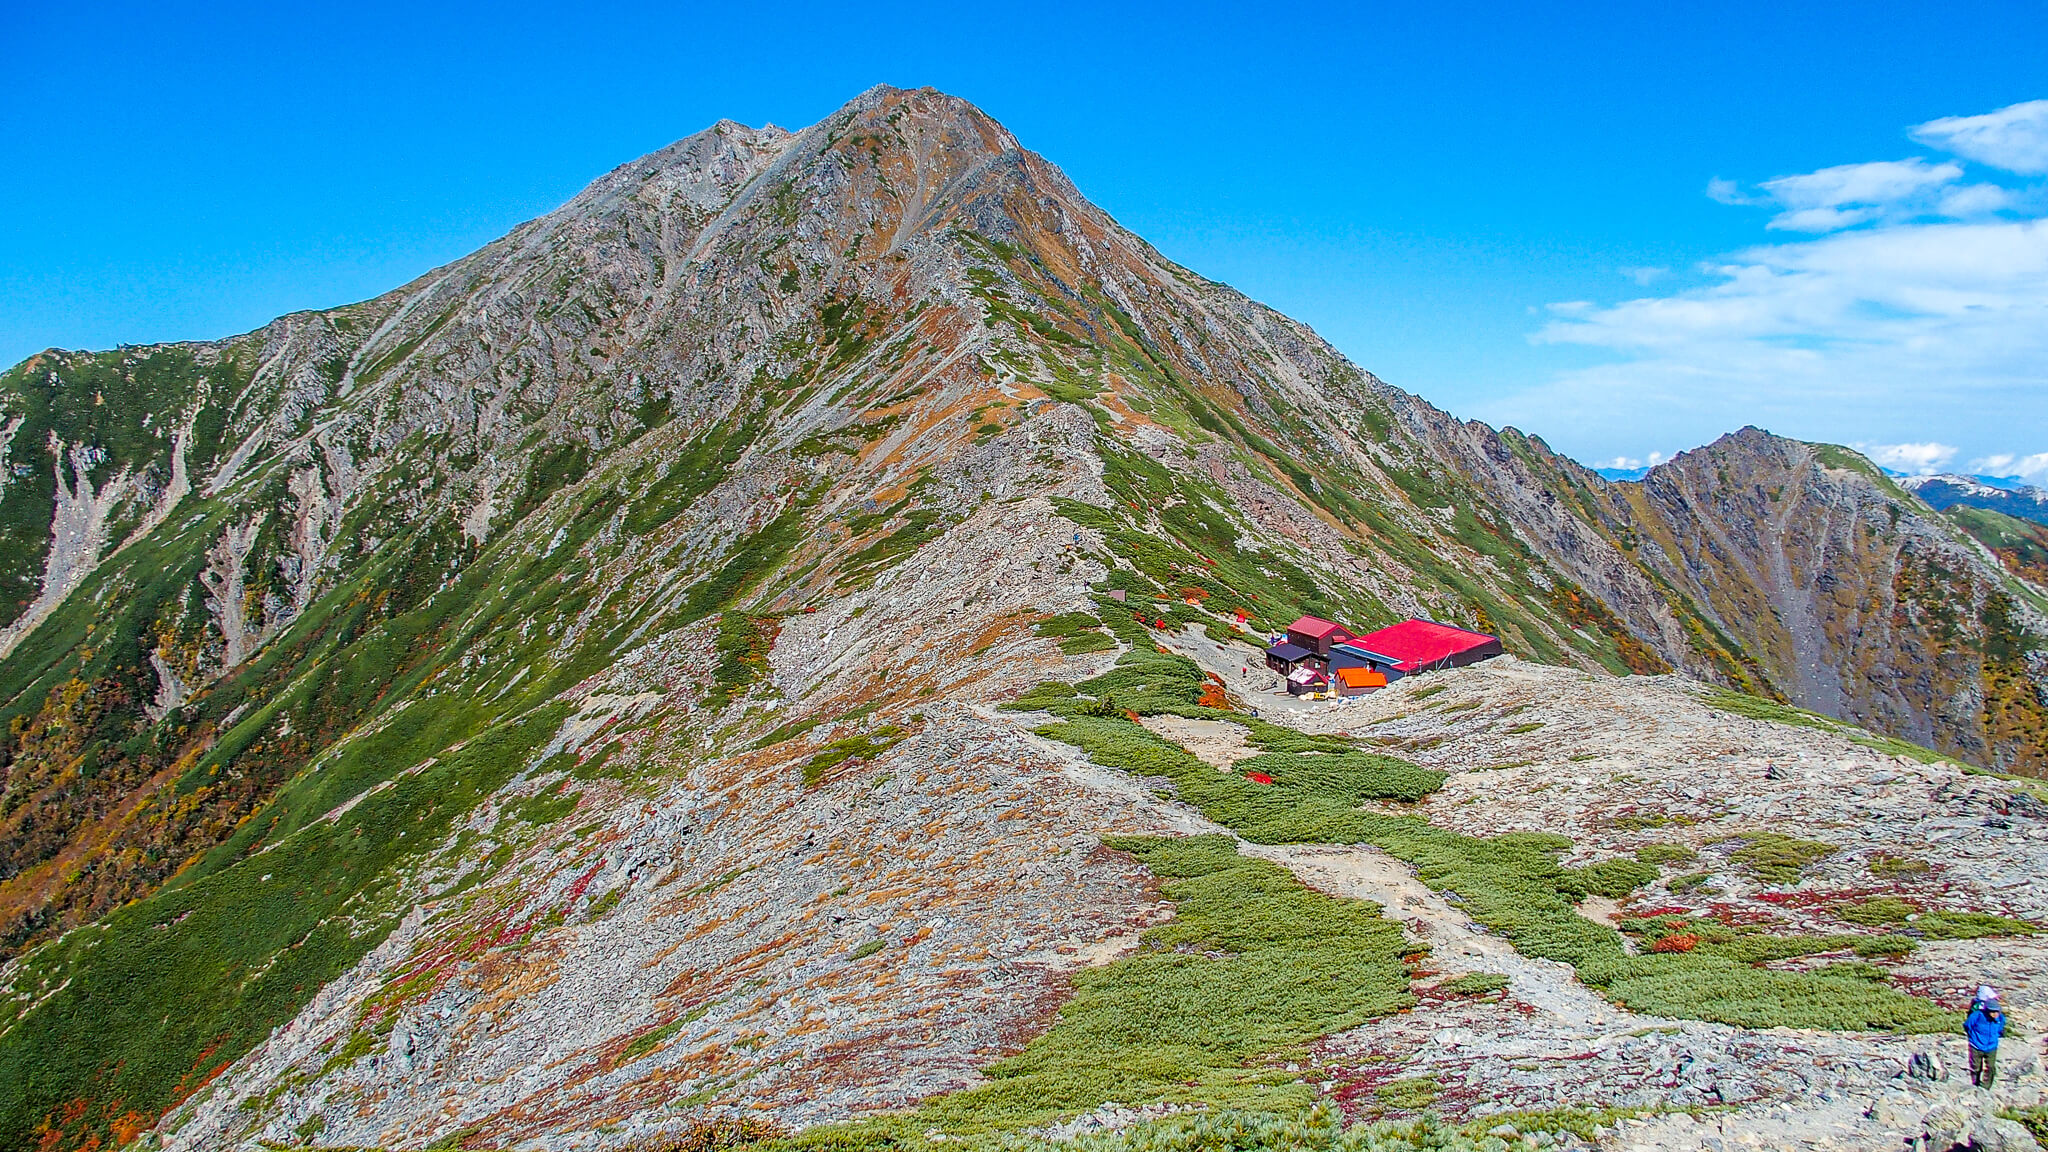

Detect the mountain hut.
xmin=1285 ymin=665 xmax=1330 ymax=696
xmin=1264 ymin=640 xmax=1314 ymax=675
xmin=1328 ymin=641 xmax=1404 ymax=681
xmin=1350 ymin=619 xmax=1503 ymax=674
xmin=1283 ymin=615 xmax=1353 ymax=656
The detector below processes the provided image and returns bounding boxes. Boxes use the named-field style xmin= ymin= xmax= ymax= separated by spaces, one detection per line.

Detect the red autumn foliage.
xmin=1651 ymin=933 xmax=1701 ymax=953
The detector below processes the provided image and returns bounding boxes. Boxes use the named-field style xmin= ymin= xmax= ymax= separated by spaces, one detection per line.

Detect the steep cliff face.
xmin=0 ymin=86 xmax=2042 ymax=1150
xmin=1376 ymin=416 xmax=2047 ymax=772
xmin=1536 ymin=431 xmax=2046 ymax=773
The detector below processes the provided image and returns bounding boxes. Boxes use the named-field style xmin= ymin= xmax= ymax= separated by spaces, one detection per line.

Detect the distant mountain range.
xmin=1602 ymin=465 xmax=2045 ymax=504
xmin=1901 ymin=473 xmax=2048 ymax=528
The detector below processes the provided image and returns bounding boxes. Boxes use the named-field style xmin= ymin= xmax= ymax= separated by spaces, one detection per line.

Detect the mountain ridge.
xmin=1905 ymin=472 xmax=2048 ymax=527
xmin=0 ymin=84 xmax=2043 ymax=1151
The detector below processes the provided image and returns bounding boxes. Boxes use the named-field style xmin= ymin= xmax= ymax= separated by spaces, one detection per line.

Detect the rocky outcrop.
xmin=0 ymin=438 xmax=138 ymax=659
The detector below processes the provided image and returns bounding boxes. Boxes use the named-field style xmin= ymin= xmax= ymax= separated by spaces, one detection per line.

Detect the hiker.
xmin=1966 ymin=985 xmax=2005 ymax=1088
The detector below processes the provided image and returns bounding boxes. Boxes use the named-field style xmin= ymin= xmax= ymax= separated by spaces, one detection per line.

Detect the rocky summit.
xmin=0 ymin=86 xmax=2045 ymax=1152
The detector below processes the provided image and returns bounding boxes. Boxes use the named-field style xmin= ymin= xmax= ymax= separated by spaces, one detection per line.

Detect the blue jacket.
xmin=1966 ymin=1004 xmax=2005 ymax=1052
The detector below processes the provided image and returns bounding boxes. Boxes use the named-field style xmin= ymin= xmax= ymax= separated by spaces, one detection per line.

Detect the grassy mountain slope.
xmin=1944 ymin=502 xmax=2048 ymax=588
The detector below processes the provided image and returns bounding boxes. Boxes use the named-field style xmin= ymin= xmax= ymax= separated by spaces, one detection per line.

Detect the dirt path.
xmin=1239 ymin=846 xmax=2045 ymax=1152
xmin=1008 ymin=698 xmax=1646 ymax=1034
xmin=1139 ymin=715 xmax=1257 ymax=768
xmin=1238 ymin=841 xmax=1645 ymax=1031
xmin=989 ymin=696 xmax=2048 ymax=1150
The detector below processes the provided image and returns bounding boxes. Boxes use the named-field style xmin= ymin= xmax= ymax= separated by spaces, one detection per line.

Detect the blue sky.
xmin=4 ymin=1 xmax=2044 ymax=477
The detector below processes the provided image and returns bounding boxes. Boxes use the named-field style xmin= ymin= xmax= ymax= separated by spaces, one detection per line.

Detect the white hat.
xmin=1978 ymin=985 xmax=1999 ymax=1002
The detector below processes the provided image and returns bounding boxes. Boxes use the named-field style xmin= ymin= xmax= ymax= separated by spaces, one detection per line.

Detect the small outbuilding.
xmin=1351 ymin=619 xmax=1503 ymax=674
xmin=1263 ymin=640 xmax=1314 ymax=675
xmin=1284 ymin=616 xmax=1353 ymax=657
xmin=1333 ymin=666 xmax=1388 ymax=697
xmin=1285 ymin=665 xmax=1329 ymax=696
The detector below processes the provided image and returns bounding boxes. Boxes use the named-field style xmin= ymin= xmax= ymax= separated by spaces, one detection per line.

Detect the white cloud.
xmin=1939 ymin=183 xmax=2014 ymax=217
xmin=1537 ymin=219 xmax=2048 ymax=351
xmin=1487 ymin=100 xmax=2048 ymax=470
xmin=1707 ymin=177 xmax=1758 ymax=205
xmin=1620 ymin=266 xmax=1669 ymax=286
xmin=1759 ymin=158 xmax=1962 ymax=231
xmin=1765 ymin=205 xmax=1869 ymax=232
xmin=1711 ymin=156 xmax=2014 ymax=235
xmin=1763 ymin=158 xmax=1960 ymax=210
xmin=1855 ymin=441 xmax=1956 ymax=474
xmin=1586 ymin=450 xmax=1671 ymax=473
xmin=1970 ymin=452 xmax=2048 ymax=483
xmin=1496 ymin=224 xmax=2048 ymax=464
xmin=1913 ymin=100 xmax=2048 ymax=174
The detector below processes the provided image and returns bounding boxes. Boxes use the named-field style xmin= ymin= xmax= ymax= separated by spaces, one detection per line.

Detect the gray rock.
xmin=1970 ymin=1114 xmax=2040 ymax=1152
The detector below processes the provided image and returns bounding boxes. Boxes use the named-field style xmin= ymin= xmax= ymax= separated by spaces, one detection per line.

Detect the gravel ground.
xmin=1107 ymin=632 xmax=2048 ymax=1149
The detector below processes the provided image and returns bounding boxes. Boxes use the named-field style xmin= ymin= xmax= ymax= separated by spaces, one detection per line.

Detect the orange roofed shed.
xmin=1284 ymin=615 xmax=1353 ymax=657
xmin=1334 ymin=666 xmax=1388 ymax=696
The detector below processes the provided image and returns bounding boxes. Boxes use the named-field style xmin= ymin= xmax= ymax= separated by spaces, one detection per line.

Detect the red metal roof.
xmin=1286 ymin=616 xmax=1347 ymax=640
xmin=1352 ymin=619 xmax=1500 ymax=672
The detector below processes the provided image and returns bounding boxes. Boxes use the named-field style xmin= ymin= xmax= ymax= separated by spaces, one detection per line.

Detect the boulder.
xmin=1968 ymin=1113 xmax=2039 ymax=1152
